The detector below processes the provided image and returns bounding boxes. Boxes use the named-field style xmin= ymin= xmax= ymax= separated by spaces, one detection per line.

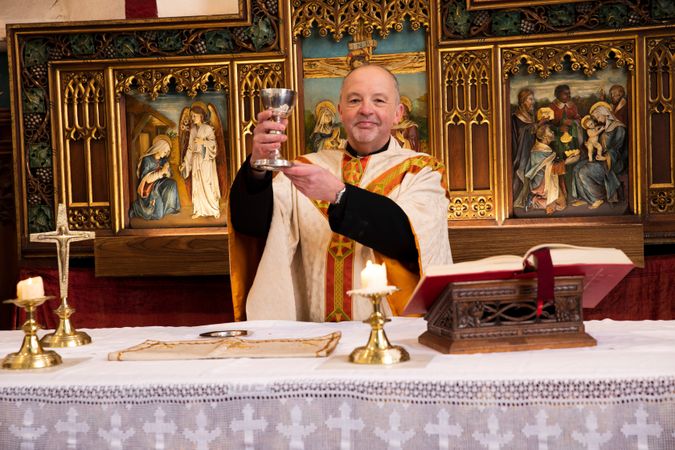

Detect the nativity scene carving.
xmin=510 ymin=67 xmax=630 ymax=218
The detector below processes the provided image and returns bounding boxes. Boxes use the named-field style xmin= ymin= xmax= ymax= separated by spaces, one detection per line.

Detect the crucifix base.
xmin=40 ymin=298 xmax=91 ymax=348
xmin=419 ymin=276 xmax=596 ymax=354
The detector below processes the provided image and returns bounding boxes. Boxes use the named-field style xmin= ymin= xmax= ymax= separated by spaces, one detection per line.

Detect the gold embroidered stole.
xmin=300 ymin=153 xmax=446 ymax=322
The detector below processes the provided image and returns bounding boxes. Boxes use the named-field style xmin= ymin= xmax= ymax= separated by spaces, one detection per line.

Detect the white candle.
xmin=16 ymin=276 xmax=45 ymax=300
xmin=360 ymin=260 xmax=388 ymax=290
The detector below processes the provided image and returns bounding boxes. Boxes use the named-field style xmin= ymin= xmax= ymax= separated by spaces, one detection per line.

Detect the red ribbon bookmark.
xmin=531 ymin=248 xmax=554 ymax=318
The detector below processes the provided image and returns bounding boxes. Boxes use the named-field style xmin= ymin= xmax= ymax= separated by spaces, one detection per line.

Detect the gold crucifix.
xmin=29 ymin=204 xmax=94 ymax=347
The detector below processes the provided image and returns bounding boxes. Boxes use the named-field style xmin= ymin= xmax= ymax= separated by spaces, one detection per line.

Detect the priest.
xmin=229 ymin=64 xmax=452 ymax=322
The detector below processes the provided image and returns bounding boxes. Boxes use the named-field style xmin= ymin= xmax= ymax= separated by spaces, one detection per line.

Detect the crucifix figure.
xmin=29 ymin=204 xmax=94 ymax=347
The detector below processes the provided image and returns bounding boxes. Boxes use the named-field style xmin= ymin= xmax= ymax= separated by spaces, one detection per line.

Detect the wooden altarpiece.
xmin=7 ymin=0 xmax=675 ymax=277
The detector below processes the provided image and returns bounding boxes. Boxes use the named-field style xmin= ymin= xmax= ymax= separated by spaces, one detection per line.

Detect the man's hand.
xmin=251 ymin=109 xmax=288 ymax=164
xmin=281 ymin=162 xmax=345 ymax=203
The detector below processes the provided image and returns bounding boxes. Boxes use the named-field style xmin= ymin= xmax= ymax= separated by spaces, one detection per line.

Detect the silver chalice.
xmin=252 ymin=88 xmax=297 ymax=171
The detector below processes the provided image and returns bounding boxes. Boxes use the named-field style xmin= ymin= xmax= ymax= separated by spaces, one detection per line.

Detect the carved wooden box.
xmin=419 ymin=276 xmax=596 ymax=354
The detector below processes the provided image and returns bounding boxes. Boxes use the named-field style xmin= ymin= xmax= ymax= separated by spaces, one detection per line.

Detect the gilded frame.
xmin=466 ymin=0 xmax=585 ymax=10
xmin=107 ymin=59 xmax=289 ymax=234
xmin=7 ymin=0 xmax=287 ymax=264
xmin=44 ymin=56 xmax=289 ymax=275
xmin=501 ymin=37 xmax=641 ymax=221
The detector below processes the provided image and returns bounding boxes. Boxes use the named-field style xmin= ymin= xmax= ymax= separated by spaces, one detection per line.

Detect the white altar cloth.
xmin=0 ymin=318 xmax=673 ymax=449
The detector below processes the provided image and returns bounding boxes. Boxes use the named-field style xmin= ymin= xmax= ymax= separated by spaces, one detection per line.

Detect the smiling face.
xmin=338 ymin=65 xmax=404 ymax=155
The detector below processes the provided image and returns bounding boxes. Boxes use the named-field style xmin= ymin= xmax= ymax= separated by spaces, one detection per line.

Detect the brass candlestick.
xmin=347 ymin=287 xmax=410 ymax=365
xmin=2 ymin=296 xmax=62 ymax=370
xmin=30 ymin=204 xmax=93 ymax=348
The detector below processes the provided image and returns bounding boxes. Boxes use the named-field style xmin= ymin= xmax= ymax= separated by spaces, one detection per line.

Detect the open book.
xmin=403 ymin=244 xmax=634 ymax=315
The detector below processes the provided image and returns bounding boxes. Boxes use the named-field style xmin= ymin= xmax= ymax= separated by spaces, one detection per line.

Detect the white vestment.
xmin=240 ymin=139 xmax=452 ymax=322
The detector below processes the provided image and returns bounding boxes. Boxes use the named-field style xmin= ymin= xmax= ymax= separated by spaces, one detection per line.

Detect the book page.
xmin=425 ymin=254 xmax=523 ymax=276
xmin=523 ymin=244 xmax=633 ymax=268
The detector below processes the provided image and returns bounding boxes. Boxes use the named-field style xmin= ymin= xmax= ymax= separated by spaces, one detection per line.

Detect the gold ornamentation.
xmin=236 ymin=62 xmax=286 ymax=165
xmin=649 ymin=189 xmax=675 ymax=214
xmin=646 ymin=37 xmax=674 ymax=218
xmin=646 ymin=38 xmax=674 ymax=115
xmin=471 ymin=196 xmax=494 ymax=218
xmin=442 ymin=49 xmax=492 ymax=125
xmin=291 ymin=0 xmax=429 ymax=42
xmin=114 ymin=66 xmax=230 ymax=100
xmin=503 ymin=41 xmax=636 ymax=79
xmin=60 ymin=72 xmax=110 ymax=222
xmin=303 ymin=51 xmax=426 ymax=79
xmin=449 ymin=197 xmax=469 ymax=219
xmin=442 ymin=49 xmax=495 ymax=221
xmin=68 ymin=206 xmax=111 ymax=230
xmin=448 ymin=195 xmax=494 ymax=220
xmin=63 ymin=72 xmax=106 ymax=141
xmin=560 ymin=130 xmax=573 ymax=144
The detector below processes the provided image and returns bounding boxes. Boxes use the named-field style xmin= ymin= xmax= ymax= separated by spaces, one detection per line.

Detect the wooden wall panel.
xmin=440 ymin=48 xmax=495 ymax=221
xmin=6 ymin=0 xmax=675 ymax=276
xmin=449 ymin=223 xmax=644 ymax=267
xmin=646 ymin=36 xmax=675 ymax=238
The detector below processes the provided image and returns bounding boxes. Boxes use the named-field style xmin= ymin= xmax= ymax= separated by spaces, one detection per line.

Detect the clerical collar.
xmin=345 ymin=139 xmax=390 ymax=158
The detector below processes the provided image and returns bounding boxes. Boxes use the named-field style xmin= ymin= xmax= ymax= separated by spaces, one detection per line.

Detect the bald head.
xmin=340 ymin=64 xmax=401 ymax=104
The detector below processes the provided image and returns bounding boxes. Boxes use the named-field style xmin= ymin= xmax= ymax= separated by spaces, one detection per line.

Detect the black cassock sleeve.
xmin=229 ymin=156 xmax=273 ymax=238
xmin=328 ymin=184 xmax=418 ymax=269
xmin=230 ymin=157 xmax=419 ymax=268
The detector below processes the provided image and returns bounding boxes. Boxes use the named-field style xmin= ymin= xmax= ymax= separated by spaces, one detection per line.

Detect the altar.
xmin=1 ymin=318 xmax=674 ymax=449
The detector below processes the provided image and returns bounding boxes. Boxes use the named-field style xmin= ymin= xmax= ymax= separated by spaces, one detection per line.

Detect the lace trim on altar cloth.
xmin=1 ymin=377 xmax=673 ymax=407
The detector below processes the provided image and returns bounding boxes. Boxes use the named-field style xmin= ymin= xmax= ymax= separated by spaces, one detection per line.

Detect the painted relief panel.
xmin=301 ymin=22 xmax=428 ymax=154
xmin=509 ymin=65 xmax=630 ymax=218
xmin=122 ymin=92 xmax=229 ymax=229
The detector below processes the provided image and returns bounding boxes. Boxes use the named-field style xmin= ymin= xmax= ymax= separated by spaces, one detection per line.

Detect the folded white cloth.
xmin=108 ymin=331 xmax=341 ymax=361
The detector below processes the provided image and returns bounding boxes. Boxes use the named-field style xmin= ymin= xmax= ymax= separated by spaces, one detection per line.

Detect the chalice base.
xmin=349 ymin=345 xmax=410 ymax=365
xmin=41 ymin=330 xmax=91 ymax=348
xmin=251 ymin=158 xmax=293 ymax=171
xmin=2 ymin=348 xmax=62 ymax=370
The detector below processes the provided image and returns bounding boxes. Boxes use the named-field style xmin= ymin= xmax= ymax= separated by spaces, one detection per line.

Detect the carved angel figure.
xmin=178 ymin=101 xmax=228 ymax=219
